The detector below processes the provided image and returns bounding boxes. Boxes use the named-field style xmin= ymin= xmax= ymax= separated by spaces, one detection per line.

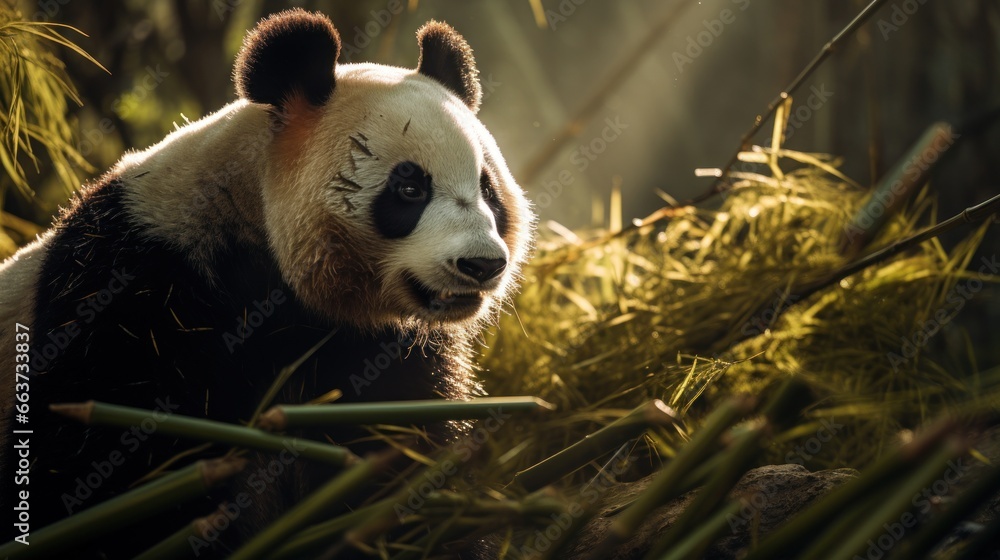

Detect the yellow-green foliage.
xmin=479 ymin=156 xmax=997 ymax=477
xmin=0 ymin=6 xmax=103 ymax=257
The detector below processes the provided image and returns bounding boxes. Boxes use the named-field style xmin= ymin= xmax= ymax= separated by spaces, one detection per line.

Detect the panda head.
xmin=233 ymin=10 xmax=533 ymax=329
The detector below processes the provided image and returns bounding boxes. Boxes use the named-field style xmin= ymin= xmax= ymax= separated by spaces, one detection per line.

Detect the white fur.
xmin=0 ymin=60 xmax=531 ymax=355
xmin=262 ymin=63 xmax=532 ymax=326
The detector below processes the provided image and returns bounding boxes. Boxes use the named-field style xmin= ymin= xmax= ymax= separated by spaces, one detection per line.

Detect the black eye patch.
xmin=372 ymin=161 xmax=433 ymax=239
xmin=481 ymin=169 xmax=509 ymax=238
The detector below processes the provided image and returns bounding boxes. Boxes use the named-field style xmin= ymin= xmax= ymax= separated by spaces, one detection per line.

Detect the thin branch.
xmin=794 ymin=191 xmax=1000 ymax=303
xmin=689 ymin=0 xmax=892 ymax=205
xmin=517 ymin=0 xmax=693 ymax=185
xmin=719 ymin=191 xmax=1000 ymax=352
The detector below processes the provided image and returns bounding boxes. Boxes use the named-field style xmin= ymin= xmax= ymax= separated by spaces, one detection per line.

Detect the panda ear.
xmin=416 ymin=21 xmax=482 ymax=113
xmin=234 ymin=9 xmax=340 ymax=108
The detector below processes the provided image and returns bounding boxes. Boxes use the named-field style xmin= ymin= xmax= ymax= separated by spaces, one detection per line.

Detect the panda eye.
xmin=389 ymin=162 xmax=430 ymax=204
xmin=479 ymin=171 xmax=494 ymax=200
xmin=398 ymin=181 xmax=427 ymax=202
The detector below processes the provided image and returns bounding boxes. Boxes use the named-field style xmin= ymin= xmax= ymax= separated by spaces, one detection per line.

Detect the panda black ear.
xmin=416 ymin=21 xmax=482 ymax=113
xmin=234 ymin=9 xmax=340 ymax=108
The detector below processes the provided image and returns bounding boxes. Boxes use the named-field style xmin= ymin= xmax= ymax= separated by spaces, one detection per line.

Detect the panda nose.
xmin=456 ymin=257 xmax=507 ymax=283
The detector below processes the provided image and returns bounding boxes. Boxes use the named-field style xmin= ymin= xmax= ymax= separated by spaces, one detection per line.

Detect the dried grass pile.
xmin=478 ymin=152 xmax=998 ymax=481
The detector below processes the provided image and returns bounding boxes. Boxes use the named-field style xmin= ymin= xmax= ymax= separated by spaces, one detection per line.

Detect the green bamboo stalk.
xmin=325 ymin=499 xmax=401 ymax=558
xmin=660 ymin=501 xmax=742 ymax=560
xmin=790 ymin=192 xmax=1000 ymax=311
xmin=260 ymin=396 xmax=555 ymax=431
xmin=744 ymin=418 xmax=958 ymax=560
xmin=248 ymin=328 xmax=337 ymax=427
xmin=0 ymin=458 xmax=243 ymax=560
xmin=388 ymin=517 xmax=483 ymax=560
xmin=270 ymin=506 xmax=378 ymax=560
xmin=229 ymin=451 xmax=393 ymax=560
xmin=645 ymin=379 xmax=807 ymax=559
xmin=415 ymin=491 xmax=568 ymax=518
xmin=133 ymin=508 xmax=229 ymax=560
xmin=574 ymin=448 xmax=726 ymax=522
xmin=892 ymin=465 xmax=1000 ymax=559
xmin=512 ymin=400 xmax=678 ymax=492
xmin=645 ymin=426 xmax=767 ymax=559
xmin=51 ymin=401 xmax=357 ymax=466
xmin=718 ymin=191 xmax=1000 ymax=352
xmin=330 ymin=451 xmax=466 ymax=558
xmin=588 ymin=397 xmax=756 ymax=560
xmin=838 ymin=122 xmax=957 ymax=257
xmin=384 ymin=495 xmax=571 ymax=560
xmin=808 ymin=440 xmax=962 ymax=560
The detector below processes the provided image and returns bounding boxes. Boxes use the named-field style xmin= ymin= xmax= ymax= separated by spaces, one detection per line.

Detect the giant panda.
xmin=0 ymin=9 xmax=532 ymax=558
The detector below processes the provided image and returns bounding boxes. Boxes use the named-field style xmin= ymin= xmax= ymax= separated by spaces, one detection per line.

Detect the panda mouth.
xmin=406 ymin=277 xmax=485 ymax=315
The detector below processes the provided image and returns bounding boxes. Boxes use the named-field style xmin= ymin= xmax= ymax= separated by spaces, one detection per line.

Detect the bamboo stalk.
xmin=660 ymin=501 xmax=742 ymax=560
xmin=415 ymin=491 xmax=568 ymax=518
xmin=249 ymin=329 xmax=337 ymax=427
xmin=512 ymin=399 xmax=677 ymax=492
xmin=794 ymin=191 xmax=1000 ymax=303
xmin=717 ymin=191 xmax=1000 ymax=353
xmin=697 ymin=0 xmax=893 ymax=204
xmin=743 ymin=418 xmax=959 ymax=560
xmin=645 ymin=426 xmax=766 ymax=559
xmin=133 ymin=508 xmax=230 ymax=560
xmin=328 ymin=450 xmax=467 ymax=558
xmin=884 ymin=465 xmax=1000 ymax=560
xmin=389 ymin=493 xmax=577 ymax=560
xmin=271 ymin=506 xmax=378 ymax=559
xmin=645 ymin=379 xmax=808 ymax=558
xmin=260 ymin=396 xmax=555 ymax=431
xmin=0 ymin=458 xmax=244 ymax=560
xmin=229 ymin=451 xmax=395 ymax=560
xmin=597 ymin=451 xmax=728 ymax=520
xmin=808 ymin=439 xmax=962 ymax=560
xmin=838 ymin=122 xmax=958 ymax=257
xmin=588 ymin=397 xmax=755 ymax=560
xmin=50 ymin=401 xmax=357 ymax=467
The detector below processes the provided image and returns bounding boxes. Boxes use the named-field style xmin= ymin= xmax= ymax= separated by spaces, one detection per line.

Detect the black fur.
xmin=417 ymin=21 xmax=482 ymax=113
xmin=373 ymin=161 xmax=434 ymax=239
xmin=1 ymin=176 xmax=472 ymax=558
xmin=234 ymin=9 xmax=340 ymax=108
xmin=480 ymin=168 xmax=509 ymax=239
